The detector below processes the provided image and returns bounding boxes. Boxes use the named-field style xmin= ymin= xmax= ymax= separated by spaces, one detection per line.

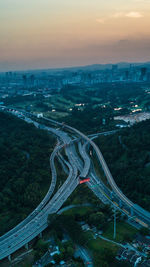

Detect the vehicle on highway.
xmin=79 ymin=177 xmax=90 ymax=184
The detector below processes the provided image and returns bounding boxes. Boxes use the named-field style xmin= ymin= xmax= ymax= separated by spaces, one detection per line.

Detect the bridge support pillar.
xmin=25 ymin=243 xmax=29 ymax=250
xmin=81 ymin=138 xmax=84 ymax=145
xmin=110 ymin=191 xmax=113 ymax=200
xmin=8 ymin=255 xmax=11 ymax=262
xmin=119 ymin=199 xmax=122 ymax=208
xmin=87 ymin=143 xmax=90 ymax=150
xmin=39 ymin=232 xmax=42 ymax=238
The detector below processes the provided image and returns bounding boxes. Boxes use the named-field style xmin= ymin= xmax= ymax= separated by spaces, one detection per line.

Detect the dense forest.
xmin=0 ymin=112 xmax=55 ymax=235
xmin=95 ymin=119 xmax=150 ymax=210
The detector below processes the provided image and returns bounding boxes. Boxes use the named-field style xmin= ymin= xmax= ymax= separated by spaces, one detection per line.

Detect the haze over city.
xmin=1 ymin=0 xmax=150 ymax=71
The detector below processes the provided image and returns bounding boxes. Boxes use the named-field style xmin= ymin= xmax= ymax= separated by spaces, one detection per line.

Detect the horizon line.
xmin=0 ymin=60 xmax=150 ymax=73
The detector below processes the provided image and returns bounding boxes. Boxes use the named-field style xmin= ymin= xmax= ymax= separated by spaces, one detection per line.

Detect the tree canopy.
xmin=0 ymin=112 xmax=55 ymax=235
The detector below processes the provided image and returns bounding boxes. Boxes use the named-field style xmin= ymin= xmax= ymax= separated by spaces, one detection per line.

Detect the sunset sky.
xmin=1 ymin=0 xmax=150 ymax=71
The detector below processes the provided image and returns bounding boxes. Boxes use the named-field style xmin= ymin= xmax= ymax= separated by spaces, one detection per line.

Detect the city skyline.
xmin=1 ymin=0 xmax=150 ymax=71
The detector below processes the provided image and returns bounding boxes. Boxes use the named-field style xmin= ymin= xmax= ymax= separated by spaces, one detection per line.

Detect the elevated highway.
xmin=0 ymin=106 xmax=150 ymax=262
xmin=0 ymin=109 xmax=91 ymax=260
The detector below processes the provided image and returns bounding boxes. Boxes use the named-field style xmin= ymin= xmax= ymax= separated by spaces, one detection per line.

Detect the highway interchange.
xmin=0 ymin=107 xmax=150 ymax=262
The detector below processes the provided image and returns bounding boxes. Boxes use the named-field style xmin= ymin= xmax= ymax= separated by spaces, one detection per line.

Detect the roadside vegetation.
xmin=0 ymin=112 xmax=55 ymax=235
xmin=95 ymin=119 xmax=150 ymax=210
xmin=47 ymin=203 xmax=138 ymax=266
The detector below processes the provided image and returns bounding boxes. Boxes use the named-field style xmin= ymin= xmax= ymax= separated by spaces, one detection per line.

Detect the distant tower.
xmin=140 ymin=67 xmax=147 ymax=81
xmin=125 ymin=70 xmax=129 ymax=80
xmin=22 ymin=74 xmax=27 ymax=87
xmin=112 ymin=64 xmax=118 ymax=72
xmin=30 ymin=74 xmax=35 ymax=86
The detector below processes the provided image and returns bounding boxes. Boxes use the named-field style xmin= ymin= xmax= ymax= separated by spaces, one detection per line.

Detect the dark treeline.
xmin=95 ymin=119 xmax=150 ymax=210
xmin=61 ymin=83 xmax=149 ymax=109
xmin=61 ymin=105 xmax=114 ymax=133
xmin=0 ymin=112 xmax=55 ymax=235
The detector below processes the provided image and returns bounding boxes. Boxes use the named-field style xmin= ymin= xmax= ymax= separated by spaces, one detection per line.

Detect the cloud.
xmin=125 ymin=12 xmax=143 ymax=18
xmin=112 ymin=11 xmax=143 ymax=19
xmin=96 ymin=11 xmax=143 ymax=24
